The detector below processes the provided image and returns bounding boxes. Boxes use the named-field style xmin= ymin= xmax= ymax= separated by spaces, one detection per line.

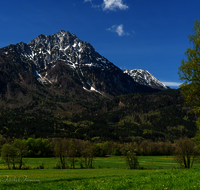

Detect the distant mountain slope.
xmin=124 ymin=69 xmax=170 ymax=89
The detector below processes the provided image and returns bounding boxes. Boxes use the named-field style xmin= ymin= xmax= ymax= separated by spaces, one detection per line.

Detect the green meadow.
xmin=0 ymin=156 xmax=200 ymax=189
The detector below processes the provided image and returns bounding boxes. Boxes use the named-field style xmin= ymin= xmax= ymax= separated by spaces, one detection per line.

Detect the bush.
xmin=39 ymin=162 xmax=45 ymax=169
xmin=114 ymin=148 xmax=122 ymax=156
xmin=21 ymin=166 xmax=31 ymax=170
xmin=125 ymin=151 xmax=139 ymax=169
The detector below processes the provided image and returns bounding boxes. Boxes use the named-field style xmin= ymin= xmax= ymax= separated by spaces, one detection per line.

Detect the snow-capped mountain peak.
xmin=1 ymin=30 xmax=166 ymax=97
xmin=124 ymin=69 xmax=170 ymax=89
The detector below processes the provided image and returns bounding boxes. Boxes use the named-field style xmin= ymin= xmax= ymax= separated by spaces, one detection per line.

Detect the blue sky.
xmin=1 ymin=0 xmax=200 ymax=89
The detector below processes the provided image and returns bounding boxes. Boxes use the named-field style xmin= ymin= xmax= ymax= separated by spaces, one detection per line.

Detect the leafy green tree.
xmin=178 ymin=20 xmax=200 ymax=115
xmin=42 ymin=139 xmax=51 ymax=157
xmin=113 ymin=148 xmax=122 ymax=156
xmin=1 ymin=144 xmax=18 ymax=169
xmin=68 ymin=140 xmax=79 ymax=169
xmin=25 ymin=138 xmax=35 ymax=157
xmin=52 ymin=138 xmax=69 ymax=169
xmin=94 ymin=143 xmax=105 ymax=157
xmin=81 ymin=141 xmax=95 ymax=168
xmin=178 ymin=20 xmax=200 ymax=144
xmin=174 ymin=137 xmax=199 ymax=168
xmin=35 ymin=138 xmax=42 ymax=157
xmin=13 ymin=140 xmax=27 ymax=169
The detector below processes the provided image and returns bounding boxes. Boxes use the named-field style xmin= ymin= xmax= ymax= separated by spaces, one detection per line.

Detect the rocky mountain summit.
xmin=124 ymin=69 xmax=170 ymax=90
xmin=0 ymin=30 xmax=165 ymax=99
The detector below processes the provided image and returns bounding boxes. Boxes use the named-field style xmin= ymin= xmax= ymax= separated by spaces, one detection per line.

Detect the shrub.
xmin=125 ymin=151 xmax=139 ymax=169
xmin=39 ymin=162 xmax=45 ymax=169
xmin=21 ymin=165 xmax=31 ymax=170
xmin=114 ymin=148 xmax=122 ymax=156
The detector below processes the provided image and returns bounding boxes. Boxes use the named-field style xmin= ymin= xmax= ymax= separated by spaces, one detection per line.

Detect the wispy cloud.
xmin=84 ymin=0 xmax=129 ymax=11
xmin=107 ymin=24 xmax=129 ymax=36
xmin=161 ymin=82 xmax=182 ymax=87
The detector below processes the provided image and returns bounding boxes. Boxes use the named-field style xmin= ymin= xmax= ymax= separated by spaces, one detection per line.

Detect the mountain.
xmin=0 ymin=31 xmax=196 ymax=141
xmin=124 ymin=69 xmax=170 ymax=90
xmin=0 ymin=30 xmax=164 ymax=101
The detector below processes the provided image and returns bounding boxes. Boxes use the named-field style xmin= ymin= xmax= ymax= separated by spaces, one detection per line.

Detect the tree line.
xmin=1 ymin=136 xmax=199 ymax=169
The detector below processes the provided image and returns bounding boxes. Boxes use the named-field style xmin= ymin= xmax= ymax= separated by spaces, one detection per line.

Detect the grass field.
xmin=0 ymin=156 xmax=200 ymax=189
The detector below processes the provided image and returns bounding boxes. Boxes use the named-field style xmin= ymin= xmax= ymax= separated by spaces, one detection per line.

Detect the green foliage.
xmin=195 ymin=117 xmax=200 ymax=144
xmin=1 ymin=140 xmax=27 ymax=170
xmin=1 ymin=144 xmax=18 ymax=169
xmin=52 ymin=138 xmax=68 ymax=169
xmin=178 ymin=20 xmax=200 ymax=115
xmin=125 ymin=151 xmax=139 ymax=169
xmin=25 ymin=138 xmax=51 ymax=157
xmin=12 ymin=139 xmax=27 ymax=169
xmin=94 ymin=144 xmax=105 ymax=157
xmin=113 ymin=148 xmax=122 ymax=156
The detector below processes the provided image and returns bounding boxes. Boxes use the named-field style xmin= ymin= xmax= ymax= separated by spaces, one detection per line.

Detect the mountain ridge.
xmin=0 ymin=30 xmax=166 ymax=98
xmin=0 ymin=31 xmax=196 ymax=141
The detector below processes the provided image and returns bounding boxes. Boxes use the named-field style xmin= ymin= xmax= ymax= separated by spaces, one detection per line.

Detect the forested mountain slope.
xmin=0 ymin=89 xmax=195 ymax=142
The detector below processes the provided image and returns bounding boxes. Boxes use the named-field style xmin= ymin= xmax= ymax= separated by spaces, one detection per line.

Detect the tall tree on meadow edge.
xmin=178 ymin=20 xmax=200 ymax=113
xmin=81 ymin=141 xmax=95 ymax=169
xmin=13 ymin=140 xmax=28 ymax=169
xmin=178 ymin=20 xmax=200 ymax=142
xmin=178 ymin=20 xmax=200 ymax=114
xmin=1 ymin=144 xmax=18 ymax=169
xmin=68 ymin=139 xmax=80 ymax=169
xmin=174 ymin=137 xmax=199 ymax=168
xmin=52 ymin=138 xmax=69 ymax=169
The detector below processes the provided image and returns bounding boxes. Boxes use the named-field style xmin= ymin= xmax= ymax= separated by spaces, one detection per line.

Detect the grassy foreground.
xmin=0 ymin=156 xmax=200 ymax=189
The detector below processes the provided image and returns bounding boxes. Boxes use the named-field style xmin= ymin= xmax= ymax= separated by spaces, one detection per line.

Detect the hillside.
xmin=0 ymin=88 xmax=196 ymax=142
xmin=71 ymin=89 xmax=197 ymax=142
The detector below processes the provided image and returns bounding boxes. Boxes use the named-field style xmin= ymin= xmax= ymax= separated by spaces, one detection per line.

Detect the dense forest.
xmin=0 ymin=88 xmax=197 ymax=142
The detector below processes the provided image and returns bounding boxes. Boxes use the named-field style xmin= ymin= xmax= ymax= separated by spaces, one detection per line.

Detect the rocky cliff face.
xmin=0 ymin=30 xmax=163 ymax=98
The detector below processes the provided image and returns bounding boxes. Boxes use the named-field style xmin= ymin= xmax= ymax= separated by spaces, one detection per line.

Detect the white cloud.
xmin=161 ymin=82 xmax=182 ymax=87
xmin=102 ymin=0 xmax=129 ymax=11
xmin=84 ymin=0 xmax=129 ymax=11
xmin=107 ymin=24 xmax=129 ymax=36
